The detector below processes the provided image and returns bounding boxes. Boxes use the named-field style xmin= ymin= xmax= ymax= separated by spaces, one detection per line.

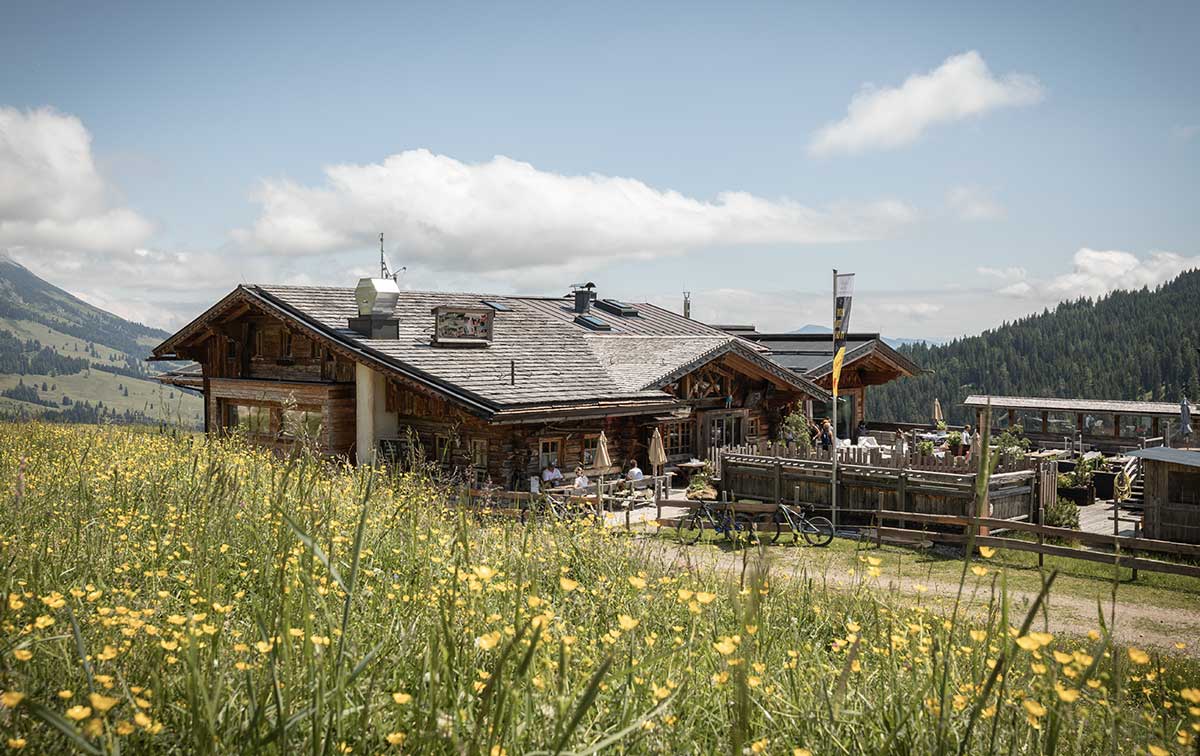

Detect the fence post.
xmin=875 ymin=490 xmax=883 ymax=548
xmin=773 ymin=460 xmax=782 ymax=507
xmin=1132 ymin=520 xmax=1140 ymax=581
xmin=898 ymin=472 xmax=907 ymax=532
xmin=655 ymin=476 xmax=662 ymax=524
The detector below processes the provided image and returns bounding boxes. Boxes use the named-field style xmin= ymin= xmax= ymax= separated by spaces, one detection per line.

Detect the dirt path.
xmin=632 ymin=534 xmax=1200 ymax=656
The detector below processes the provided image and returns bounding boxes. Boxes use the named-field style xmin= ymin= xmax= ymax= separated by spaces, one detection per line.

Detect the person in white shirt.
xmin=626 ymin=460 xmax=644 ymax=481
xmin=542 ymin=464 xmax=564 ymax=485
xmin=573 ymin=467 xmax=590 ymax=490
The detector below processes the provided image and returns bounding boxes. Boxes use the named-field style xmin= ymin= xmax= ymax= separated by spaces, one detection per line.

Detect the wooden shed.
xmin=1129 ymin=447 xmax=1200 ymax=544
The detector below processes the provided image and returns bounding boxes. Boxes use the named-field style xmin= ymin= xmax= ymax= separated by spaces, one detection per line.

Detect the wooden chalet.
xmin=719 ymin=330 xmax=921 ymax=432
xmin=151 ymin=281 xmax=829 ymax=490
xmin=964 ymin=395 xmax=1196 ymax=453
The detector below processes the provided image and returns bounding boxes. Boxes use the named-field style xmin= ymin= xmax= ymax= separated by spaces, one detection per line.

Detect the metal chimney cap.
xmin=355 ymin=277 xmax=401 ymax=316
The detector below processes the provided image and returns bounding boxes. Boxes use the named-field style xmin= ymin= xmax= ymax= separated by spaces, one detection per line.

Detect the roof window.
xmin=595 ymin=298 xmax=639 ymax=316
xmin=574 ymin=314 xmax=612 ymax=331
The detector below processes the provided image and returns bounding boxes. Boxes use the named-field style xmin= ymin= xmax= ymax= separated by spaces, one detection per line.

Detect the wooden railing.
xmin=871 ymin=509 xmax=1200 ymax=580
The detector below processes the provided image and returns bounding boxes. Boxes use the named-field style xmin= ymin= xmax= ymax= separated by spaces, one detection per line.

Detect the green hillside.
xmin=0 ymin=256 xmax=202 ymax=427
xmin=870 ymin=268 xmax=1200 ymax=426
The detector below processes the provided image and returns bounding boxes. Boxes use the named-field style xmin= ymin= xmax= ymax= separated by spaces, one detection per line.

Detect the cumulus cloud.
xmin=234 ymin=149 xmax=917 ymax=272
xmin=809 ymin=51 xmax=1044 ymax=157
xmin=0 ymin=107 xmax=154 ymax=251
xmin=994 ymin=248 xmax=1200 ymax=300
xmin=947 ymin=185 xmax=1006 ymax=221
xmin=0 ymin=107 xmax=247 ymax=329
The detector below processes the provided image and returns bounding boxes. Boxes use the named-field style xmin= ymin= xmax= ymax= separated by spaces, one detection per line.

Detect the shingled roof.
xmin=153 ymin=284 xmax=828 ymax=420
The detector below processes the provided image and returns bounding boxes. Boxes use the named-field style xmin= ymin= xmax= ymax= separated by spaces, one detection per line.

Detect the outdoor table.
xmin=675 ymin=460 xmax=706 ymax=487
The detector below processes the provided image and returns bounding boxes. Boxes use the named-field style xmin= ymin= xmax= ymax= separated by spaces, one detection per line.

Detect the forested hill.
xmin=0 ymin=256 xmax=202 ymax=427
xmin=869 ymin=269 xmax=1200 ymax=426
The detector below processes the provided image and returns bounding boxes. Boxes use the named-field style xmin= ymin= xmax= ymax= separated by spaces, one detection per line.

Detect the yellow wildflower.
xmin=65 ymin=705 xmax=92 ymax=720
xmin=617 ymin=614 xmax=639 ymax=631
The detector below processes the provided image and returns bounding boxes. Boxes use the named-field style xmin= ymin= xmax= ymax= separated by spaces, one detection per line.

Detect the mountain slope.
xmin=870 ymin=269 xmax=1200 ymax=425
xmin=0 ymin=256 xmax=202 ymax=427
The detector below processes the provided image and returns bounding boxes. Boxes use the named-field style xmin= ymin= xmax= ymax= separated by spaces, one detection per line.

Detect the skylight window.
xmin=481 ymin=300 xmax=512 ymax=311
xmin=574 ymin=314 xmax=612 ymax=331
xmin=595 ymin=298 xmax=639 ymax=316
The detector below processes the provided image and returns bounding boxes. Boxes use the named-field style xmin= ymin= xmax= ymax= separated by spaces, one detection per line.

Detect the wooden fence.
xmin=716 ymin=446 xmax=1055 ymax=530
xmin=872 ymin=509 xmax=1200 ymax=580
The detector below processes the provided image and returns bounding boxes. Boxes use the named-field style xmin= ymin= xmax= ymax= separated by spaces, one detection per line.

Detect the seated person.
xmin=626 ymin=459 xmax=644 ymax=481
xmin=542 ymin=463 xmax=564 ymax=486
xmin=573 ymin=466 xmax=590 ymax=490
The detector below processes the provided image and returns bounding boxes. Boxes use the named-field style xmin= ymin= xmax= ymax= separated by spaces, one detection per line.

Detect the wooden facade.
xmin=154 ymin=285 xmax=827 ymax=489
xmin=1136 ymin=452 xmax=1200 ymax=544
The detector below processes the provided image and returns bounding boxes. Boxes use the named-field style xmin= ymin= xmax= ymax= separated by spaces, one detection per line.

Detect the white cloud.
xmin=0 ymin=106 xmax=252 ymax=329
xmin=809 ymin=51 xmax=1044 ymax=157
xmin=995 ymin=248 xmax=1200 ymax=300
xmin=0 ymin=107 xmax=154 ymax=252
xmin=947 ymin=185 xmax=1006 ymax=221
xmin=235 ymin=149 xmax=917 ymax=273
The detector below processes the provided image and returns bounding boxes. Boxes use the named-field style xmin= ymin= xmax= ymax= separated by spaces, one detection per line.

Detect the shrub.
xmin=1045 ymin=496 xmax=1082 ymax=530
xmin=775 ymin=410 xmax=813 ymax=453
xmin=916 ymin=439 xmax=935 ymax=456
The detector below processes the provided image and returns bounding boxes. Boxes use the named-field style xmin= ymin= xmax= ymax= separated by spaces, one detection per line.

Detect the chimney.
xmin=348 ymin=277 xmax=401 ymax=338
xmin=683 ymin=291 xmax=691 ymax=319
xmin=572 ymin=281 xmax=596 ymax=314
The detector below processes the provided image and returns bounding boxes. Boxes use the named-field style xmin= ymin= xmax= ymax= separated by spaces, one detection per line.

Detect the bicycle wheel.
xmin=735 ymin=513 xmax=762 ymax=545
xmin=770 ymin=509 xmax=800 ymax=546
xmin=721 ymin=513 xmax=747 ymax=544
xmin=800 ymin=515 xmax=834 ymax=547
xmin=676 ymin=512 xmax=706 ymax=545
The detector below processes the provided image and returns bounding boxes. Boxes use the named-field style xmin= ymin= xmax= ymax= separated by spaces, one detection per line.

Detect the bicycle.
xmin=675 ymin=501 xmax=751 ymax=545
xmin=761 ymin=502 xmax=834 ymax=546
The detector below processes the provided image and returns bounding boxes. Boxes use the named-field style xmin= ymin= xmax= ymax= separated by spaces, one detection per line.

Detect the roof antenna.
xmin=379 ymin=232 xmax=406 ymax=282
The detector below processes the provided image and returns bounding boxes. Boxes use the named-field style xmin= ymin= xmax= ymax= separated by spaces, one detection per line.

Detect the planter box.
xmin=1057 ymin=485 xmax=1096 ymax=507
xmin=1092 ymin=470 xmax=1118 ymax=500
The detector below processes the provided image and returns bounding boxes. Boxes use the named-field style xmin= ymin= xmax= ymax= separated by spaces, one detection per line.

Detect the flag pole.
xmin=831 ymin=268 xmax=838 ymax=531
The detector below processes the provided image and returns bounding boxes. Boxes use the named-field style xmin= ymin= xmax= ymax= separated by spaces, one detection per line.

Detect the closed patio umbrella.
xmin=933 ymin=398 xmax=944 ymax=425
xmin=595 ymin=431 xmax=612 ymax=517
xmin=648 ymin=428 xmax=667 ymax=475
xmin=1183 ymin=397 xmax=1193 ymax=440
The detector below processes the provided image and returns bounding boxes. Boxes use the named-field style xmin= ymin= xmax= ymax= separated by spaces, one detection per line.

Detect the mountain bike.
xmin=675 ymin=501 xmax=751 ymax=545
xmin=762 ymin=502 xmax=835 ymax=546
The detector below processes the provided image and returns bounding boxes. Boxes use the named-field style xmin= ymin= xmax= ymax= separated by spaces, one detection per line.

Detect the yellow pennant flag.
xmin=831 ymin=345 xmax=846 ymax=398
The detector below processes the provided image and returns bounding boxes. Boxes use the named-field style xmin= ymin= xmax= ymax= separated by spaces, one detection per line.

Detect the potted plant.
xmin=946 ymin=430 xmax=963 ymax=457
xmin=1056 ymin=456 xmax=1096 ymax=507
xmin=916 ymin=439 xmax=935 ymax=458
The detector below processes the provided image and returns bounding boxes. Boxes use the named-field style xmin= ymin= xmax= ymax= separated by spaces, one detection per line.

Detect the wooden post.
xmin=654 ymin=476 xmax=662 ymax=523
xmin=1132 ymin=520 xmax=1140 ymax=581
xmin=875 ymin=490 xmax=883 ymax=548
xmin=773 ymin=460 xmax=782 ymax=507
xmin=897 ymin=471 xmax=907 ymax=532
xmin=1037 ymin=500 xmax=1045 ymax=568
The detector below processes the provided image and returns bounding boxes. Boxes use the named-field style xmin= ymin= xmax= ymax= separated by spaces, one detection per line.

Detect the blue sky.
xmin=1 ymin=1 xmax=1197 ymax=337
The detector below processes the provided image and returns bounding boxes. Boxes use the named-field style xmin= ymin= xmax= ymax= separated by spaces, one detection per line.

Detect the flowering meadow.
xmin=1 ymin=423 xmax=1199 ymax=754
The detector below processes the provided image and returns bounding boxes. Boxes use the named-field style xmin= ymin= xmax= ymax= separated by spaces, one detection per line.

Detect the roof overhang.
xmin=804 ymin=340 xmax=922 ymax=383
xmin=646 ymin=339 xmax=830 ymax=402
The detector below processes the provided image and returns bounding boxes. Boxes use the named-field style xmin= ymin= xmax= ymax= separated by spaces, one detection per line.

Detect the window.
xmin=663 ymin=421 xmax=693 ymax=457
xmin=747 ymin=417 xmax=760 ymax=438
xmin=280 ymin=330 xmax=293 ymax=357
xmin=1167 ymin=471 xmax=1200 ymax=505
xmin=707 ymin=413 xmax=743 ymax=448
xmin=574 ymin=314 xmax=611 ymax=331
xmin=229 ymin=403 xmax=272 ymax=437
xmin=481 ymin=300 xmax=512 ymax=311
xmin=539 ymin=439 xmax=561 ymax=470
xmin=470 ymin=439 xmax=489 ymax=486
xmin=434 ymin=435 xmax=452 ymax=466
xmin=581 ymin=435 xmax=599 ymax=466
xmin=281 ymin=409 xmax=322 ymax=439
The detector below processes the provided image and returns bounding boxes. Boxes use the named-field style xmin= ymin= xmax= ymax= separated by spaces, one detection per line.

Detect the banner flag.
xmin=831 ymin=273 xmax=855 ymax=397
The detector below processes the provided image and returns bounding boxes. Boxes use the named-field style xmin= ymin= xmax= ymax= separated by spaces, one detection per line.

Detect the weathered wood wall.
xmin=1143 ymin=459 xmax=1200 ymax=543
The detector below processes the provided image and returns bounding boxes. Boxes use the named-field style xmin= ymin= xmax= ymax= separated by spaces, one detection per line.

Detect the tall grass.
xmin=1 ymin=423 xmax=1198 ymax=754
